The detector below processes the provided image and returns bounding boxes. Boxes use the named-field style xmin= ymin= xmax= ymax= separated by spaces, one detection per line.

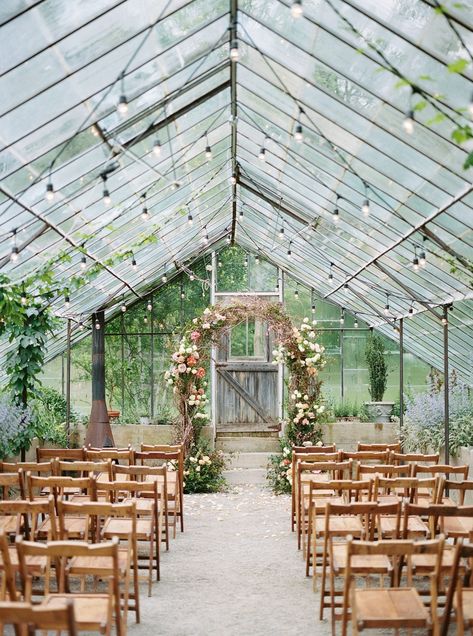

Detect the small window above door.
xmin=229 ymin=319 xmax=267 ymax=360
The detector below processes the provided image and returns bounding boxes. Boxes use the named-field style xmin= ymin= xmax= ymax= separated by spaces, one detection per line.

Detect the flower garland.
xmin=165 ymin=300 xmax=326 ymax=451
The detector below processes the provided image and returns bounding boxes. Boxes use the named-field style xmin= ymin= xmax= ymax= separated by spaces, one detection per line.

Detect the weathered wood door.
xmin=215 ymin=317 xmax=280 ymax=432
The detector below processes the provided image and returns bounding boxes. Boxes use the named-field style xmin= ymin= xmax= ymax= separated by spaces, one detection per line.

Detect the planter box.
xmin=323 ymin=419 xmax=399 ymax=452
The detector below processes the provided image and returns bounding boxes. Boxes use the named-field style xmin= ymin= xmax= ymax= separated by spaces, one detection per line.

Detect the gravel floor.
xmin=129 ymin=484 xmax=322 ymax=636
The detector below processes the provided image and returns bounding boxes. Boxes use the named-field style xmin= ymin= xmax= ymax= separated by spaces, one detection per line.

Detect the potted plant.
xmin=364 ymin=334 xmax=394 ymax=423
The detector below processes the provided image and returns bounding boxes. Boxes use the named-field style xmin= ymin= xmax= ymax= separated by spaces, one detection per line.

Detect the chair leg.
xmin=132 ymin=548 xmax=140 ymax=624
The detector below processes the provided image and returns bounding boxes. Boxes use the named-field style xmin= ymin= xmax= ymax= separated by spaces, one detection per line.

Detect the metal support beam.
xmin=399 ymin=317 xmax=404 ymax=434
xmin=325 ymin=184 xmax=473 ymax=299
xmin=0 ymin=187 xmax=142 ymax=299
xmin=240 ymin=179 xmax=319 ymax=229
xmin=443 ymin=305 xmax=450 ymax=466
xmin=66 ymin=318 xmax=71 ymax=446
xmin=230 ymin=0 xmax=238 ymax=244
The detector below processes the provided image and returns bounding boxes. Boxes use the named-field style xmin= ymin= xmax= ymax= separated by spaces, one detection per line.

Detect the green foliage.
xmin=358 ymin=403 xmax=373 ymax=422
xmin=0 ymin=396 xmax=33 ymax=459
xmin=183 ymin=441 xmax=227 ymax=494
xmin=266 ymin=439 xmax=292 ymax=495
xmin=447 ymin=58 xmax=469 ymax=74
xmin=30 ymin=386 xmax=78 ymax=446
xmin=365 ymin=334 xmax=388 ymax=402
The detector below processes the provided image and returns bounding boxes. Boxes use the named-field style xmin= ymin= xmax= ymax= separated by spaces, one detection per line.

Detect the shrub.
xmin=267 ymin=439 xmax=292 ymax=495
xmin=0 ymin=396 xmax=33 ymax=459
xmin=30 ymin=386 xmax=77 ymax=446
xmin=183 ymin=441 xmax=227 ymax=493
xmin=401 ymin=383 xmax=473 ymax=457
xmin=365 ymin=334 xmax=387 ymax=402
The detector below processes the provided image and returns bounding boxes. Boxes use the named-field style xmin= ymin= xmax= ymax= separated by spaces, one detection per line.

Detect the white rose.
xmin=198 ymin=459 xmax=205 ymax=465
xmin=202 ymin=323 xmax=211 ymax=329
xmin=203 ymin=308 xmax=211 ymax=315
xmin=167 ymin=379 xmax=173 ymax=385
xmin=189 ymin=457 xmax=197 ymax=463
xmin=196 ymin=466 xmax=201 ymax=472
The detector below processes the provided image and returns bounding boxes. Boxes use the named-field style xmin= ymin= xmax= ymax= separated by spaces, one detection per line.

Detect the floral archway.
xmin=165 ymin=299 xmax=326 ymax=453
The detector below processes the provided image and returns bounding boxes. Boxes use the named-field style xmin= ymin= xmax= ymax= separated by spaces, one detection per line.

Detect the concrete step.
xmin=223 ymin=468 xmax=268 ymax=485
xmin=216 ymin=435 xmax=281 ymax=453
xmin=224 ymin=452 xmax=272 ymax=470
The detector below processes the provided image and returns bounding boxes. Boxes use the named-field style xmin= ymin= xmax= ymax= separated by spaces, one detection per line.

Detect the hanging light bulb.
xmin=187 ymin=212 xmax=193 ymax=226
xmin=226 ymin=235 xmax=232 ymax=244
xmin=10 ymin=229 xmax=19 ymax=262
xmin=102 ymin=176 xmax=111 ymax=206
xmin=328 ymin=263 xmax=334 ymax=285
xmin=340 ymin=308 xmax=345 ymax=325
xmin=343 ymin=282 xmax=349 ymax=294
xmin=218 ymin=258 xmax=223 ymax=268
xmin=230 ymin=39 xmax=239 ymax=62
xmin=362 ymin=199 xmax=370 ymax=217
xmin=291 ymin=0 xmax=303 ymax=18
xmin=469 ymin=91 xmax=473 ymax=118
xmin=402 ymin=109 xmax=415 ymax=135
xmin=147 ymin=301 xmax=153 ymax=311
xmin=162 ymin=272 xmax=168 ymax=283
xmin=65 ymin=295 xmax=70 ymax=309
xmin=141 ymin=206 xmax=150 ymax=221
xmin=203 ymin=231 xmax=209 ymax=245
xmin=384 ymin=294 xmax=390 ymax=316
xmin=78 ymin=322 xmax=84 ymax=331
xmin=294 ymin=287 xmax=299 ymax=299
xmin=121 ymin=303 xmax=127 ymax=312
xmin=132 ymin=257 xmax=137 ymax=272
xmin=153 ymin=139 xmax=161 ymax=156
xmin=244 ymin=256 xmax=248 ymax=267
xmin=258 ymin=146 xmax=266 ymax=161
xmin=180 ymin=289 xmax=185 ymax=300
xmin=412 ymin=246 xmax=419 ymax=271
xmin=205 ymin=144 xmax=212 ymax=160
xmin=189 ymin=272 xmax=195 ymax=281
xmin=311 ymin=304 xmax=316 ymax=314
xmin=239 ymin=206 xmax=244 ymax=218
xmin=144 ymin=316 xmax=148 ymax=325
xmin=287 ymin=242 xmax=292 ymax=259
xmin=117 ymin=94 xmax=128 ymax=116
xmin=332 ymin=207 xmax=339 ymax=224
xmin=230 ymin=172 xmax=237 ymax=185
xmin=441 ymin=316 xmax=448 ymax=326
xmin=278 ymin=226 xmax=284 ymax=239
xmin=255 ymin=254 xmax=260 ymax=265
xmin=354 ymin=317 xmax=359 ymax=328
xmin=21 ymin=293 xmax=27 ymax=306
xmin=80 ymin=255 xmax=86 ymax=270
xmin=95 ymin=318 xmax=101 ymax=330
xmin=294 ymin=122 xmax=303 ymax=143
xmin=419 ymin=241 xmax=427 ymax=267
xmin=91 ymin=125 xmax=100 ymax=137
xmin=408 ymin=306 xmax=414 ymax=317
xmin=45 ymin=181 xmax=55 ymax=201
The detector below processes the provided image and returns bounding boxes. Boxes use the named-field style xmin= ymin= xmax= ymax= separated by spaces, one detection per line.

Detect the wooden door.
xmin=215 ymin=317 xmax=279 ymax=432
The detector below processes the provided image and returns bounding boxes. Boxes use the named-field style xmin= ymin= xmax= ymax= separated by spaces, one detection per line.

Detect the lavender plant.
xmin=401 ymin=383 xmax=473 ymax=456
xmin=0 ymin=396 xmax=33 ymax=459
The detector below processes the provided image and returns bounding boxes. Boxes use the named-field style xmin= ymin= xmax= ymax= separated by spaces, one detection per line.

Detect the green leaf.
xmin=413 ymin=100 xmax=428 ymax=112
xmin=447 ymin=58 xmax=469 ymax=73
xmin=463 ymin=152 xmax=473 ymax=170
xmin=418 ymin=75 xmax=434 ymax=82
xmin=394 ymin=78 xmax=411 ymax=89
xmin=452 ymin=125 xmax=473 ymax=144
xmin=426 ymin=113 xmax=447 ymax=126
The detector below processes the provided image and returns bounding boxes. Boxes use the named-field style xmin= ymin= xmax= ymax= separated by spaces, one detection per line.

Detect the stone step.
xmin=216 ymin=435 xmax=281 ymax=453
xmin=224 ymin=452 xmax=273 ymax=470
xmin=223 ymin=468 xmax=268 ymax=485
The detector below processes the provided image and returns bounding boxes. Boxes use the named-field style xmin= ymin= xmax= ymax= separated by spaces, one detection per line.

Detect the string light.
xmin=144 ymin=316 xmax=148 ymax=325
xmin=141 ymin=206 xmax=150 ymax=221
xmin=230 ymin=172 xmax=237 ymax=185
xmin=65 ymin=295 xmax=70 ymax=309
xmin=403 ymin=109 xmax=415 ymax=135
xmin=354 ymin=317 xmax=359 ymax=328
xmin=328 ymin=263 xmax=334 ymax=285
xmin=102 ymin=175 xmax=111 ymax=206
xmin=287 ymin=242 xmax=292 ymax=259
xmin=361 ymin=183 xmax=370 ymax=217
xmin=78 ymin=322 xmax=84 ymax=331
xmin=131 ymin=257 xmax=137 ymax=272
xmin=189 ymin=272 xmax=195 ymax=281
xmin=441 ymin=316 xmax=448 ymax=326
xmin=259 ymin=137 xmax=268 ymax=161
xmin=91 ymin=125 xmax=100 ymax=137
xmin=230 ymin=39 xmax=239 ymax=62
xmin=255 ymin=254 xmax=260 ymax=265
xmin=343 ymin=282 xmax=349 ymax=294
xmin=291 ymin=0 xmax=303 ymax=18
xmin=218 ymin=258 xmax=223 ymax=268
xmin=278 ymin=224 xmax=284 ymax=239
xmin=294 ymin=121 xmax=303 ymax=143
xmin=147 ymin=301 xmax=153 ymax=311
xmin=117 ymin=74 xmax=128 ymax=116
xmin=187 ymin=212 xmax=193 ymax=226
xmin=205 ymin=132 xmax=212 ymax=160
xmin=161 ymin=271 xmax=168 ymax=283
xmin=180 ymin=288 xmax=185 ymax=300
xmin=121 ymin=303 xmax=127 ymax=312
xmin=203 ymin=231 xmax=209 ymax=245
xmin=340 ymin=308 xmax=345 ymax=325
xmin=384 ymin=294 xmax=390 ymax=316
xmin=408 ymin=305 xmax=414 ymax=317
xmin=239 ymin=205 xmax=244 ymax=218
xmin=332 ymin=206 xmax=339 ymax=224
xmin=294 ymin=286 xmax=299 ymax=299
xmin=95 ymin=318 xmax=101 ymax=330
xmin=10 ymin=229 xmax=19 ymax=262
xmin=45 ymin=181 xmax=55 ymax=201
xmin=275 ymin=280 xmax=280 ymax=293
xmin=419 ymin=238 xmax=427 ymax=267
xmin=226 ymin=235 xmax=232 ymax=245
xmin=21 ymin=293 xmax=27 ymax=306
xmin=80 ymin=244 xmax=87 ymax=270
xmin=469 ymin=91 xmax=473 ymax=118
xmin=152 ymin=139 xmax=161 ymax=156
xmin=244 ymin=255 xmax=248 ymax=267
xmin=412 ymin=246 xmax=419 ymax=271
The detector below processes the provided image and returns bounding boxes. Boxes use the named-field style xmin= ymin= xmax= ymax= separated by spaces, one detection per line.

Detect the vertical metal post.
xmin=340 ymin=326 xmax=344 ymax=401
xmin=61 ymin=354 xmax=65 ymax=396
xmin=150 ymin=295 xmax=155 ymax=420
xmin=210 ymin=252 xmax=217 ymax=444
xmin=66 ymin=319 xmax=71 ymax=446
xmin=277 ymin=268 xmax=284 ymax=424
xmin=443 ymin=306 xmax=450 ymax=465
xmin=120 ymin=313 xmax=125 ymax=417
xmin=399 ymin=317 xmax=404 ymax=432
xmin=229 ymin=0 xmax=238 ymax=244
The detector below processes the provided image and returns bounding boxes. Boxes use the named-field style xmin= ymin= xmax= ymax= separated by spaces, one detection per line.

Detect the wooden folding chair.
xmin=297 ymin=459 xmax=352 ymax=552
xmin=290 ymin=447 xmax=339 ymax=532
xmin=17 ymin=537 xmax=122 ymax=636
xmin=340 ymin=450 xmax=391 ymax=471
xmin=0 ymin=530 xmax=19 ymax=601
xmin=441 ymin=479 xmax=473 ymax=507
xmin=357 ymin=442 xmax=401 ymax=453
xmin=100 ymin=479 xmax=161 ymax=595
xmin=85 ymin=449 xmax=134 ymax=466
xmin=321 ymin=501 xmax=401 ymax=629
xmin=0 ymin=471 xmax=25 ymax=501
xmin=391 ymin=451 xmax=440 ymax=466
xmin=134 ymin=450 xmax=183 ymax=537
xmin=354 ymin=463 xmax=412 ymax=481
xmin=344 ymin=537 xmax=444 ymax=636
xmin=306 ymin=479 xmax=373 ymax=583
xmin=414 ymin=463 xmax=469 ymax=483
xmin=0 ymin=598 xmax=77 ymax=635
xmin=58 ymin=500 xmax=140 ymax=626
xmin=0 ymin=460 xmax=54 ymax=477
xmin=442 ymin=538 xmax=473 ymax=636
xmin=113 ymin=464 xmax=169 ymax=551
xmin=36 ymin=448 xmax=85 ymax=463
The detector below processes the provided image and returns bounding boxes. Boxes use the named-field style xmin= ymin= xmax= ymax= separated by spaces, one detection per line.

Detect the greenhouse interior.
xmin=1 ymin=0 xmax=473 ymax=634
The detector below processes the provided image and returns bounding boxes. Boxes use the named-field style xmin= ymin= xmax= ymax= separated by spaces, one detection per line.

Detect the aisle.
xmin=130 ymin=485 xmax=321 ymax=636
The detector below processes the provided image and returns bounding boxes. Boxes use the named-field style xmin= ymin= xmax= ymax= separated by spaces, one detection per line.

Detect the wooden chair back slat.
xmin=357 ymin=442 xmax=401 ymax=452
xmin=36 ymin=448 xmax=85 ymax=462
xmin=0 ymin=599 xmax=77 ymax=635
xmin=391 ymin=451 xmax=440 ymax=465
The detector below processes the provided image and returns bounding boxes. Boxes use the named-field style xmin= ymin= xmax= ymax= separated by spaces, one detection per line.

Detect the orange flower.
xmin=196 ymin=368 xmax=206 ymax=379
xmin=187 ymin=356 xmax=197 ymax=367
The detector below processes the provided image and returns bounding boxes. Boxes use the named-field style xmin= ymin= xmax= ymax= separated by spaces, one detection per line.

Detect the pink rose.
xmin=196 ymin=368 xmax=206 ymax=379
xmin=190 ymin=331 xmax=201 ymax=342
xmin=177 ymin=364 xmax=187 ymax=373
